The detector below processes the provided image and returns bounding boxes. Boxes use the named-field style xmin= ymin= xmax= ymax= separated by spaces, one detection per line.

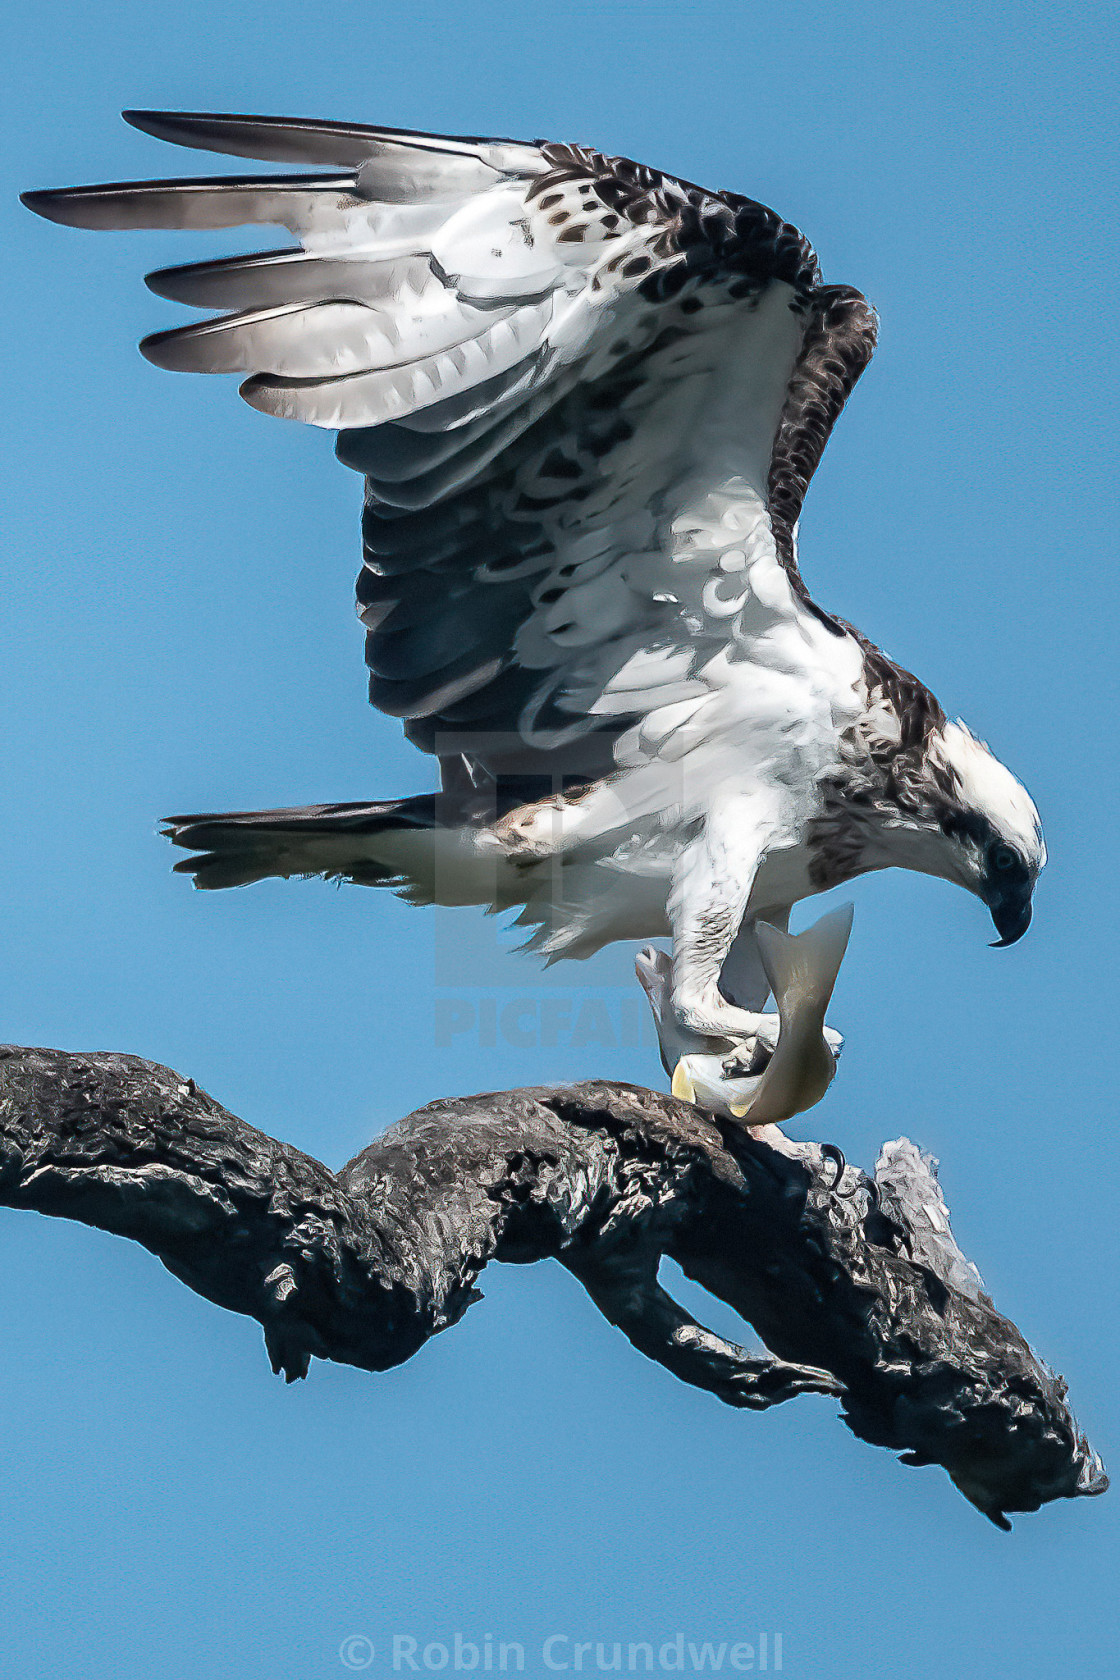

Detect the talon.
xmin=820 ymin=1144 xmax=865 ymax=1200
xmin=721 ymin=1038 xmax=772 ymax=1078
xmin=820 ymin=1143 xmax=847 ymax=1193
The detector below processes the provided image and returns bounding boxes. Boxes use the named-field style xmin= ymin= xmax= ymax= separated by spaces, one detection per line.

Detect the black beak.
xmin=989 ymin=894 xmax=1033 ymax=947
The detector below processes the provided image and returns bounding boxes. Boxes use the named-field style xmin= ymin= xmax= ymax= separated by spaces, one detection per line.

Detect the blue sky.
xmin=3 ymin=1 xmax=1118 ymax=1676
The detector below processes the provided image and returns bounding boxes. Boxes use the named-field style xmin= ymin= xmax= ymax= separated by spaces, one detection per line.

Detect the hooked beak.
xmin=989 ymin=894 xmax=1033 ymax=948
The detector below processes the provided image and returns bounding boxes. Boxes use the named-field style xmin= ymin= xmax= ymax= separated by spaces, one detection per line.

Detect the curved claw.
xmin=820 ymin=1143 xmax=867 ymax=1201
xmin=820 ymin=1143 xmax=846 ymax=1192
xmin=820 ymin=1145 xmax=874 ymax=1201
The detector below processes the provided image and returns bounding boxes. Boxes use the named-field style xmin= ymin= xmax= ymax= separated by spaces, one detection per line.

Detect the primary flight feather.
xmin=22 ymin=110 xmax=1045 ymax=1059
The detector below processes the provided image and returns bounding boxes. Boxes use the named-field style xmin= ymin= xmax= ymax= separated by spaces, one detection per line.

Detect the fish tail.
xmin=755 ymin=905 xmax=854 ymax=1027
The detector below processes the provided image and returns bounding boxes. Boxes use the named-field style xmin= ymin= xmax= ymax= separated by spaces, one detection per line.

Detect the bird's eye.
xmin=991 ymin=845 xmax=1018 ymax=872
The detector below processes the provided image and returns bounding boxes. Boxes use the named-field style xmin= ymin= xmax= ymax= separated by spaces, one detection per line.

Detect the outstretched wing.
xmin=24 ymin=111 xmax=877 ymax=791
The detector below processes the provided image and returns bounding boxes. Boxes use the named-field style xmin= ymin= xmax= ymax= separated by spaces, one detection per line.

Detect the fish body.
xmin=637 ymin=906 xmax=853 ymax=1125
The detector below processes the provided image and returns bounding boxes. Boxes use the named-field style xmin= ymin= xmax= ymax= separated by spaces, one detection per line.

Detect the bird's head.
xmin=925 ymin=722 xmax=1045 ymax=946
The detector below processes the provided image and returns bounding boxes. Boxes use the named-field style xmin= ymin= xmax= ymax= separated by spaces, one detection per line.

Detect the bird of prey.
xmin=23 ymin=110 xmax=1045 ymax=1061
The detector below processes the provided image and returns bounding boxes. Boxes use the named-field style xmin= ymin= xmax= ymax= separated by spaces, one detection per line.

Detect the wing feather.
xmin=122 ymin=109 xmax=547 ymax=177
xmin=21 ymin=174 xmax=359 ymax=233
xmin=145 ymin=249 xmax=433 ymax=309
xmin=240 ymin=298 xmax=555 ymax=427
xmin=141 ymin=295 xmax=521 ymax=378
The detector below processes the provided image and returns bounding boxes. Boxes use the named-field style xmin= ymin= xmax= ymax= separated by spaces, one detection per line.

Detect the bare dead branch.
xmin=0 ymin=1044 xmax=1105 ymax=1529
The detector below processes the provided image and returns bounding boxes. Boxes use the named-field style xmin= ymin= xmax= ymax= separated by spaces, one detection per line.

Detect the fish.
xmin=635 ymin=905 xmax=853 ymax=1125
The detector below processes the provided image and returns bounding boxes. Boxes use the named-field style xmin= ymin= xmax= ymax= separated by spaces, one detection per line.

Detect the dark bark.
xmin=0 ymin=1044 xmax=1105 ymax=1529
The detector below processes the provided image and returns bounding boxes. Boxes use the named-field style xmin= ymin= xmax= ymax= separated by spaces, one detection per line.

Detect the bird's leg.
xmin=706 ymin=902 xmax=845 ymax=1077
xmin=667 ymin=807 xmax=783 ymax=1055
xmin=715 ymin=908 xmax=791 ymax=1074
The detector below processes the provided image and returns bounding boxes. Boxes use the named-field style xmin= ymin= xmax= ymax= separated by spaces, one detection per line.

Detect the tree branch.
xmin=0 ymin=1044 xmax=1106 ymax=1529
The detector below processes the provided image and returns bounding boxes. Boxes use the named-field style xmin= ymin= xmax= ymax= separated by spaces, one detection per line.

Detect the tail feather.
xmin=163 ymin=796 xmax=439 ymax=891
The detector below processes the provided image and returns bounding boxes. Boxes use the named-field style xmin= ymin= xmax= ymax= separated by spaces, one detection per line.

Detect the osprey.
xmin=23 ymin=110 xmax=1045 ymax=1060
